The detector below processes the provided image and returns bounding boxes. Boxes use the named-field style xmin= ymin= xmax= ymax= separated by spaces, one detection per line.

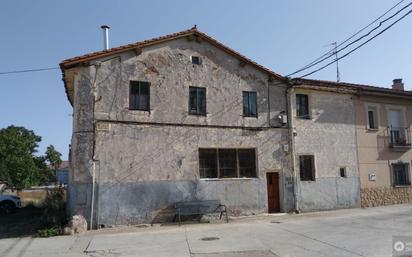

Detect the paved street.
xmin=1 ymin=204 xmax=412 ymax=257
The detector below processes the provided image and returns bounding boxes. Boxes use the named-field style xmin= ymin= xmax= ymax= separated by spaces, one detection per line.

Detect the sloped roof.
xmin=60 ymin=26 xmax=287 ymax=106
xmin=60 ymin=26 xmax=285 ymax=78
xmin=292 ymin=78 xmax=412 ymax=98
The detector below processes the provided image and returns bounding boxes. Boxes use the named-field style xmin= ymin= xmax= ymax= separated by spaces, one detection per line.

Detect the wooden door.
xmin=267 ymin=173 xmax=280 ymax=213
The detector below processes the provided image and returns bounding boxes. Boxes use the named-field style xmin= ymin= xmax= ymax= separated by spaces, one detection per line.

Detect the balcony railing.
xmin=388 ymin=126 xmax=411 ymax=150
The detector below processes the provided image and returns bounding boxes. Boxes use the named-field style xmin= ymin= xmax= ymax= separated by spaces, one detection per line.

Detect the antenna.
xmin=324 ymin=42 xmax=340 ymax=82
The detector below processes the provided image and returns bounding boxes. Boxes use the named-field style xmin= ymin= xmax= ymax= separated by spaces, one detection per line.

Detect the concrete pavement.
xmin=1 ymin=204 xmax=412 ymax=257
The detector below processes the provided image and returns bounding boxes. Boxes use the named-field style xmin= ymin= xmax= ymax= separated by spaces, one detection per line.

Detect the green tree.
xmin=0 ymin=126 xmax=63 ymax=189
xmin=45 ymin=145 xmax=62 ymax=182
xmin=0 ymin=125 xmax=42 ymax=189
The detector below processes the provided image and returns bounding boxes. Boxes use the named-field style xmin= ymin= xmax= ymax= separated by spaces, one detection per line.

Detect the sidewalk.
xmin=1 ymin=204 xmax=411 ymax=257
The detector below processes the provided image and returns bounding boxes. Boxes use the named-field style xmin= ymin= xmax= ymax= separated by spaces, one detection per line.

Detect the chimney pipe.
xmin=392 ymin=78 xmax=404 ymax=91
xmin=101 ymin=25 xmax=110 ymax=50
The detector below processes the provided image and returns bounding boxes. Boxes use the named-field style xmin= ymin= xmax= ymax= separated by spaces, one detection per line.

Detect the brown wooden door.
xmin=267 ymin=173 xmax=280 ymax=213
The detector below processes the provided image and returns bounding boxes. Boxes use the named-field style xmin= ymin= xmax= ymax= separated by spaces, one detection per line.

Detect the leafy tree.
xmin=0 ymin=126 xmax=63 ymax=189
xmin=45 ymin=145 xmax=62 ymax=182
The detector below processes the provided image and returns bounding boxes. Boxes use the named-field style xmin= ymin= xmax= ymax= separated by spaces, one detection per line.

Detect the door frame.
xmin=266 ymin=172 xmax=280 ymax=213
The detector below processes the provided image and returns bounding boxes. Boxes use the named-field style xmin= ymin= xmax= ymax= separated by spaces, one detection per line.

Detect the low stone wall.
xmin=361 ymin=187 xmax=412 ymax=207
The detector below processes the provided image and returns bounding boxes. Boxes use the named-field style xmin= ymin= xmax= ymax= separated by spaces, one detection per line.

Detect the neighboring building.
xmin=291 ymin=78 xmax=412 ymax=208
xmin=56 ymin=161 xmax=69 ymax=185
xmin=353 ymin=79 xmax=412 ymax=207
xmin=290 ymin=79 xmax=361 ymax=211
xmin=60 ymin=27 xmax=295 ymax=227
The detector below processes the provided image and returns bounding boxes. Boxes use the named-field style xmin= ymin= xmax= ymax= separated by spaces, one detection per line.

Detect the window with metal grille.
xmin=296 ymin=94 xmax=309 ymax=119
xmin=199 ymin=148 xmax=256 ymax=178
xmin=392 ymin=163 xmax=411 ymax=186
xmin=189 ymin=86 xmax=206 ymax=115
xmin=299 ymin=155 xmax=315 ymax=181
xmin=243 ymin=91 xmax=257 ymax=117
xmin=199 ymin=149 xmax=217 ymax=178
xmin=129 ymin=81 xmax=150 ymax=111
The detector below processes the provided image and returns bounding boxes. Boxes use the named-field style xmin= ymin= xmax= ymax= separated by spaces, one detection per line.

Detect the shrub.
xmin=37 ymin=227 xmax=62 ymax=237
xmin=38 ymin=187 xmax=66 ymax=236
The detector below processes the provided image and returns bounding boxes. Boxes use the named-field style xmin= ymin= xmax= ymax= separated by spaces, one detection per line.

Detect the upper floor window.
xmin=367 ymin=105 xmax=379 ymax=129
xmin=189 ymin=86 xmax=206 ymax=115
xmin=199 ymin=148 xmax=257 ymax=179
xmin=296 ymin=94 xmax=309 ymax=119
xmin=299 ymin=155 xmax=315 ymax=181
xmin=392 ymin=162 xmax=411 ymax=186
xmin=191 ymin=56 xmax=202 ymax=65
xmin=243 ymin=91 xmax=257 ymax=117
xmin=129 ymin=81 xmax=150 ymax=111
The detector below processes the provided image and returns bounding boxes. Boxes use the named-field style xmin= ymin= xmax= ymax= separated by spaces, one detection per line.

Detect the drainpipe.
xmin=286 ymin=84 xmax=299 ymax=212
xmin=90 ymin=63 xmax=101 ymax=229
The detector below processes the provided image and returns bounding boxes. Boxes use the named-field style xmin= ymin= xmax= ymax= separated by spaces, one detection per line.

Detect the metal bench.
xmin=174 ymin=200 xmax=229 ymax=225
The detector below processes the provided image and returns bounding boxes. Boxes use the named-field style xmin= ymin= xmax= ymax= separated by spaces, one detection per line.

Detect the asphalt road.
xmin=1 ymin=204 xmax=411 ymax=257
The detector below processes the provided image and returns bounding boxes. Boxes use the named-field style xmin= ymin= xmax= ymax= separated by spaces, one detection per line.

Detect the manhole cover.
xmin=270 ymin=221 xmax=282 ymax=224
xmin=201 ymin=236 xmax=220 ymax=241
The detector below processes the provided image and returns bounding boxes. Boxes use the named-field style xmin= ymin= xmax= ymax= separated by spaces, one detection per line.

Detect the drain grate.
xmin=270 ymin=221 xmax=282 ymax=224
xmin=200 ymin=236 xmax=220 ymax=241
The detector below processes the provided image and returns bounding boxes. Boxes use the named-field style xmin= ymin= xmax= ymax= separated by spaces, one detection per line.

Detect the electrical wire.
xmin=287 ymin=0 xmax=410 ymax=77
xmin=299 ymin=7 xmax=412 ymax=78
xmin=0 ymin=67 xmax=59 ymax=75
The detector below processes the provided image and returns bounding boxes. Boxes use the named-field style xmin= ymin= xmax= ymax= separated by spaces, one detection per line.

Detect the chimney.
xmin=101 ymin=25 xmax=110 ymax=50
xmin=392 ymin=78 xmax=404 ymax=91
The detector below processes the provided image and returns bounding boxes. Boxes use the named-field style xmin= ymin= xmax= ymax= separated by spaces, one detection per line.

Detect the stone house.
xmin=60 ymin=27 xmax=295 ymax=227
xmin=291 ymin=78 xmax=412 ymax=208
xmin=289 ymin=79 xmax=361 ymax=211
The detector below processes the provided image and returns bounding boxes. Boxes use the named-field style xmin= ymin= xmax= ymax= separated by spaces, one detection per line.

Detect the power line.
xmin=0 ymin=67 xmax=59 ymax=75
xmin=287 ymin=0 xmax=409 ymax=77
xmin=299 ymin=7 xmax=412 ymax=78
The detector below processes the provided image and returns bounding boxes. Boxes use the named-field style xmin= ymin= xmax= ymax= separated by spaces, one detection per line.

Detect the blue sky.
xmin=1 ymin=0 xmax=411 ymax=158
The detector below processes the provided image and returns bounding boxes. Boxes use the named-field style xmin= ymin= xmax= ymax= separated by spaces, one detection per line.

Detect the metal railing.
xmin=388 ymin=126 xmax=411 ymax=148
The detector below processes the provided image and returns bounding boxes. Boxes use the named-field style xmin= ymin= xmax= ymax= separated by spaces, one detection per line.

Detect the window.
xmin=238 ymin=149 xmax=256 ymax=177
xmin=199 ymin=148 xmax=256 ymax=178
xmin=392 ymin=163 xmax=411 ymax=186
xmin=299 ymin=155 xmax=315 ymax=181
xmin=340 ymin=167 xmax=347 ymax=178
xmin=199 ymin=149 xmax=217 ymax=178
xmin=129 ymin=81 xmax=150 ymax=111
xmin=367 ymin=105 xmax=378 ymax=129
xmin=191 ymin=56 xmax=202 ymax=65
xmin=296 ymin=94 xmax=309 ymax=118
xmin=189 ymin=87 xmax=206 ymax=115
xmin=243 ymin=91 xmax=257 ymax=117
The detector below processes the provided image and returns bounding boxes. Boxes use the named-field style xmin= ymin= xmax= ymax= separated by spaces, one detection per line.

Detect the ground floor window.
xmin=199 ymin=148 xmax=257 ymax=178
xmin=392 ymin=162 xmax=411 ymax=186
xmin=299 ymin=155 xmax=315 ymax=181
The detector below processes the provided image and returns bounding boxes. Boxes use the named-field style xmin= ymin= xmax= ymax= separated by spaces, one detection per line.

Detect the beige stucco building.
xmin=354 ymin=79 xmax=412 ymax=206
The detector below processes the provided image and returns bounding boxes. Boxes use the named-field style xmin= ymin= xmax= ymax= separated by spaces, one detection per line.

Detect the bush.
xmin=38 ymin=187 xmax=66 ymax=236
xmin=37 ymin=227 xmax=62 ymax=237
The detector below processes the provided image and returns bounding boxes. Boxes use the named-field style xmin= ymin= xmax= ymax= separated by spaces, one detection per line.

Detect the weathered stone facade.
xmin=290 ymin=87 xmax=361 ymax=211
xmin=62 ymin=29 xmax=294 ymax=226
xmin=361 ymin=187 xmax=412 ymax=207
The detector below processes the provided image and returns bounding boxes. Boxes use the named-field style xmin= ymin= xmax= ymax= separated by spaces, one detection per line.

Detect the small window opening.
xmin=191 ymin=56 xmax=202 ymax=65
xmin=340 ymin=167 xmax=347 ymax=178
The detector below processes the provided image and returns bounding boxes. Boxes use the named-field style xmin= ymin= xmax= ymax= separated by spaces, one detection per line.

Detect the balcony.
xmin=388 ymin=126 xmax=411 ymax=151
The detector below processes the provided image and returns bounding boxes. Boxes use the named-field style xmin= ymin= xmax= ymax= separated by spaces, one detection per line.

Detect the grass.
xmin=0 ymin=205 xmax=44 ymax=239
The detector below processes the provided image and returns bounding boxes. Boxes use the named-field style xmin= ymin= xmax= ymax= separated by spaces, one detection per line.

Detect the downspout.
xmin=286 ymin=82 xmax=299 ymax=212
xmin=90 ymin=63 xmax=101 ymax=229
